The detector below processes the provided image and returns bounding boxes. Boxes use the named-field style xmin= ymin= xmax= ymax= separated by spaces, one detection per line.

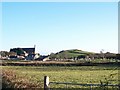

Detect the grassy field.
xmin=2 ymin=64 xmax=119 ymax=89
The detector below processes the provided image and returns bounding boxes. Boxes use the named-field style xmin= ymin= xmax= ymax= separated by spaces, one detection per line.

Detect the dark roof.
xmin=35 ymin=55 xmax=48 ymax=60
xmin=22 ymin=48 xmax=35 ymax=54
xmin=10 ymin=48 xmax=35 ymax=54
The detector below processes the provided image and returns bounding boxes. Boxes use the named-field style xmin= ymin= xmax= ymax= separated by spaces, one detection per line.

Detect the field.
xmin=1 ymin=62 xmax=119 ymax=89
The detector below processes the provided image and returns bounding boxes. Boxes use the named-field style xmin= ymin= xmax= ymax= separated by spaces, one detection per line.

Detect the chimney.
xmin=34 ymin=45 xmax=36 ymax=54
xmin=34 ymin=45 xmax=36 ymax=48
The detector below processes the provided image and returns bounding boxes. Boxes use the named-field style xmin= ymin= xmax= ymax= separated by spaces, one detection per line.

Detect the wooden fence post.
xmin=44 ymin=76 xmax=49 ymax=90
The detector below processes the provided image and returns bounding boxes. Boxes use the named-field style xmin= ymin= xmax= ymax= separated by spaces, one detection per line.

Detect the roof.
xmin=22 ymin=48 xmax=35 ymax=54
xmin=10 ymin=48 xmax=35 ymax=54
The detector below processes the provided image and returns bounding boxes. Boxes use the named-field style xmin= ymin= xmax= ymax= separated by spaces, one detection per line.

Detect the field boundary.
xmin=1 ymin=60 xmax=120 ymax=66
xmin=44 ymin=76 xmax=120 ymax=90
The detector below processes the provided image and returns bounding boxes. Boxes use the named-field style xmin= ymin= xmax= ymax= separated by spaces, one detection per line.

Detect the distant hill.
xmin=49 ymin=49 xmax=94 ymax=60
xmin=49 ymin=49 xmax=120 ymax=60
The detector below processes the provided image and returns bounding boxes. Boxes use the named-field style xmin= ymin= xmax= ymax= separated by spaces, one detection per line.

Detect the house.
xmin=43 ymin=56 xmax=50 ymax=61
xmin=9 ymin=46 xmax=36 ymax=60
xmin=22 ymin=48 xmax=35 ymax=54
xmin=25 ymin=53 xmax=35 ymax=60
xmin=35 ymin=55 xmax=50 ymax=61
xmin=10 ymin=48 xmax=35 ymax=55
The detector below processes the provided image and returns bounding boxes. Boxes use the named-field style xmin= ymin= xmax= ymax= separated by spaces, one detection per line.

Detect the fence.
xmin=44 ymin=76 xmax=120 ymax=90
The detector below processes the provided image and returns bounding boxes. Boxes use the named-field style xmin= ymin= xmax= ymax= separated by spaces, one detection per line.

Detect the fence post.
xmin=44 ymin=76 xmax=49 ymax=90
xmin=90 ymin=84 xmax=92 ymax=90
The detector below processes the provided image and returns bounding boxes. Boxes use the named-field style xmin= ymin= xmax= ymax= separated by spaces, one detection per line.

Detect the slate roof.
xmin=22 ymin=48 xmax=35 ymax=54
xmin=10 ymin=48 xmax=35 ymax=54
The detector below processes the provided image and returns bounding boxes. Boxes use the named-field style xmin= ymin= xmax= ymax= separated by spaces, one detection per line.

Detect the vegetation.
xmin=1 ymin=49 xmax=120 ymax=61
xmin=1 ymin=59 xmax=120 ymax=67
xmin=49 ymin=49 xmax=93 ymax=60
xmin=2 ymin=64 xmax=119 ymax=89
xmin=0 ymin=51 xmax=9 ymax=57
xmin=49 ymin=49 xmax=120 ymax=60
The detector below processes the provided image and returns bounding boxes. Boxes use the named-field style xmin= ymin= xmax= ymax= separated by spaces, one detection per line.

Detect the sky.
xmin=2 ymin=2 xmax=118 ymax=55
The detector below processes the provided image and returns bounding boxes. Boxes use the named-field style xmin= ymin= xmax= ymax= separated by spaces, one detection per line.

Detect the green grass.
xmin=2 ymin=65 xmax=119 ymax=89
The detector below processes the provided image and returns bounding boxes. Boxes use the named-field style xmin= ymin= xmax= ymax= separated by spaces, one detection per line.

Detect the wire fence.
xmin=44 ymin=76 xmax=120 ymax=90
